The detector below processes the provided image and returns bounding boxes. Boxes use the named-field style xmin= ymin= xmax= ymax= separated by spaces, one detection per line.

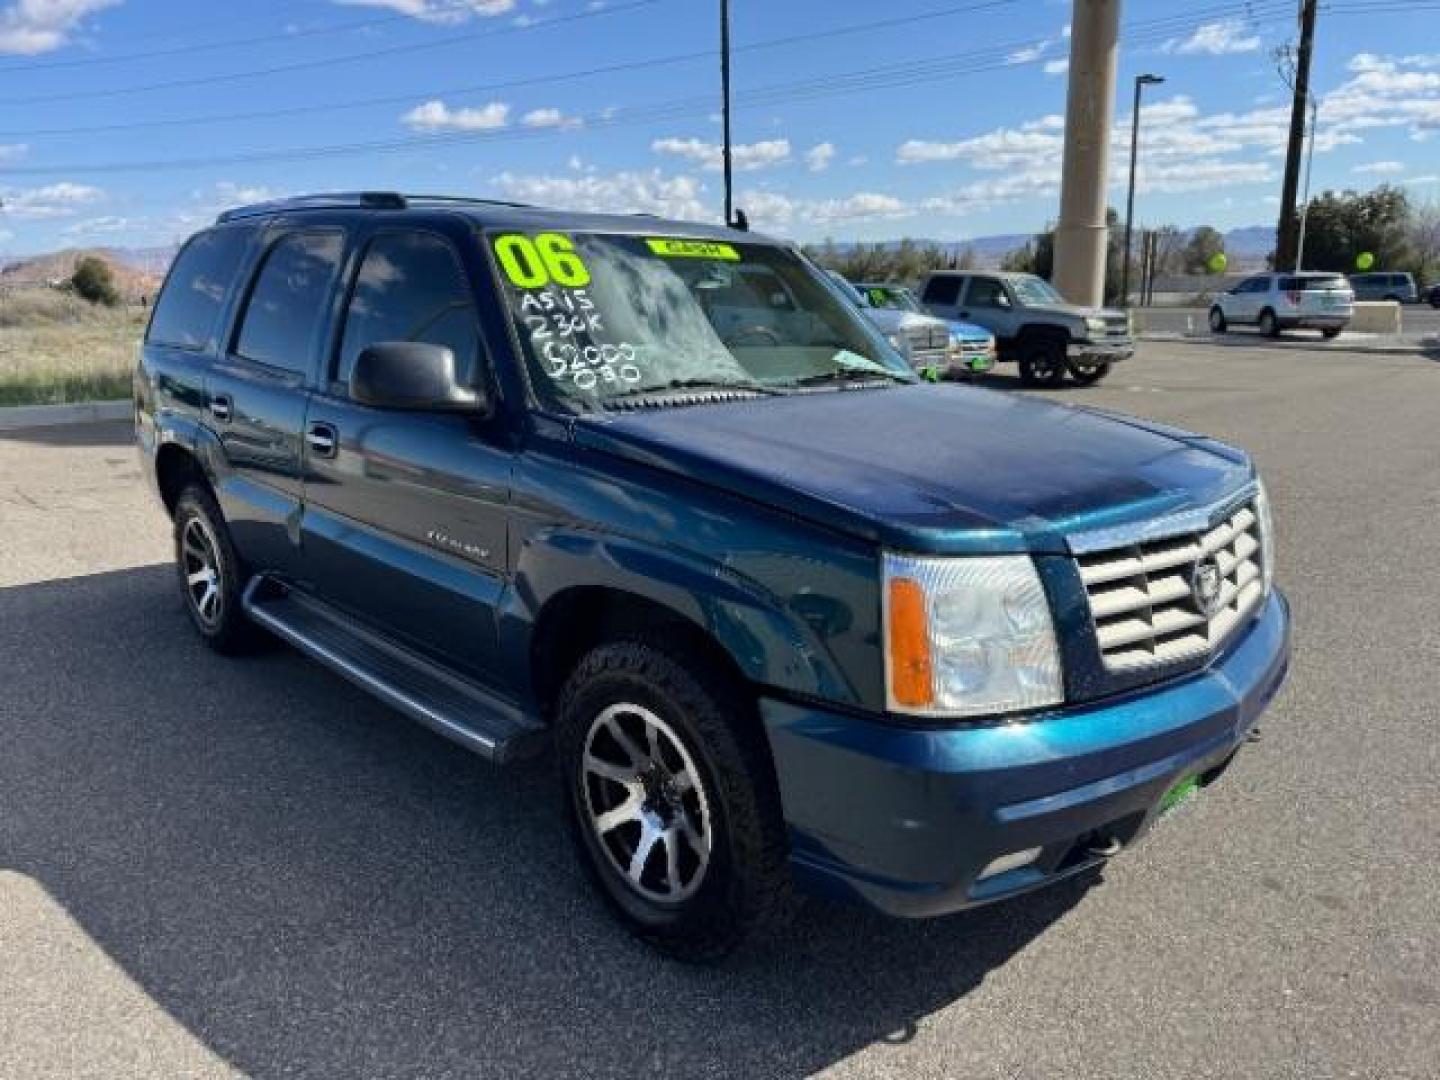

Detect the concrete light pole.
xmin=1121 ymin=73 xmax=1165 ymax=308
xmin=1054 ymin=0 xmax=1121 ymax=307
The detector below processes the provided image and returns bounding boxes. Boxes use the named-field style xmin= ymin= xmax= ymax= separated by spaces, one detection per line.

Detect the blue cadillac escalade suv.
xmin=136 ymin=193 xmax=1291 ymax=961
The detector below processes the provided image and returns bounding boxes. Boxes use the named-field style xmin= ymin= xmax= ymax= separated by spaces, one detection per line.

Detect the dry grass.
xmin=0 ymin=290 xmax=144 ymax=406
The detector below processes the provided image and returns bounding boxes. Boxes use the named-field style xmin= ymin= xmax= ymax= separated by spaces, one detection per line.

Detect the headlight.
xmin=1085 ymin=316 xmax=1107 ymax=333
xmin=883 ymin=553 xmax=1063 ymax=718
xmin=1254 ymin=480 xmax=1276 ymax=597
xmin=886 ymin=332 xmax=912 ymax=360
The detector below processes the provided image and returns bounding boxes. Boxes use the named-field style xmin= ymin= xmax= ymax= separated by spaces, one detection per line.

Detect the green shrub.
xmin=69 ymin=256 xmax=122 ymax=307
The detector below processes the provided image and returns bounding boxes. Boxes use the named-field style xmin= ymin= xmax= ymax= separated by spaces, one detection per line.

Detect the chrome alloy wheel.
xmin=180 ymin=515 xmax=224 ymax=628
xmin=579 ymin=703 xmax=713 ymax=904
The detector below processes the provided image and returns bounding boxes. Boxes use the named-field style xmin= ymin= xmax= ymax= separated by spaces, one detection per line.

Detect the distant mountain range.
xmin=828 ymin=226 xmax=1276 ymax=269
xmin=1 ymin=226 xmax=1278 ymax=282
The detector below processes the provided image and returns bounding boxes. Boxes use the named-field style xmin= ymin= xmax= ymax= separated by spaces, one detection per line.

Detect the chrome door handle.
xmin=209 ymin=395 xmax=232 ymax=421
xmin=305 ymin=424 xmax=337 ymax=457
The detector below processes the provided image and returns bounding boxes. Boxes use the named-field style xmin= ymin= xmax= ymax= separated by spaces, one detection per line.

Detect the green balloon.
xmin=1356 ymin=252 xmax=1375 ymax=270
xmin=1207 ymin=252 xmax=1228 ymax=274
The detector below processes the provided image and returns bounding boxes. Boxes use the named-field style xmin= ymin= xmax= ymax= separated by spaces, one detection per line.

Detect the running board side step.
xmin=241 ymin=578 xmax=545 ymax=764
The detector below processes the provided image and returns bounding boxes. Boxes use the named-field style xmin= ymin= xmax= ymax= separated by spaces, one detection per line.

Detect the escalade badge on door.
xmin=1191 ymin=556 xmax=1225 ymax=617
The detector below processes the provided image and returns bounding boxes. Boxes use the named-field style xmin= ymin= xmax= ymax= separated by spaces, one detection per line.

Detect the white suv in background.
xmin=1210 ymin=272 xmax=1354 ymax=339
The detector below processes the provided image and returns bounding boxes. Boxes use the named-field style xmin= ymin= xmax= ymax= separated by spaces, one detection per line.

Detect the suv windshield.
xmin=489 ymin=232 xmax=911 ymax=407
xmin=861 ymin=285 xmax=921 ymax=313
xmin=1009 ymin=275 xmax=1065 ymax=305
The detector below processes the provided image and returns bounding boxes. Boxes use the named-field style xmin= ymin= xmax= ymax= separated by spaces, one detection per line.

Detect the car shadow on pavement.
xmin=0 ymin=565 xmax=1098 ymax=1079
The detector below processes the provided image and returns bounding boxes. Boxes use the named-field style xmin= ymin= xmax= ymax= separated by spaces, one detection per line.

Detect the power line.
xmin=0 ymin=0 xmax=1280 ymax=139
xmin=0 ymin=1 xmax=505 ymax=75
xmin=0 ymin=2 xmax=1314 ymax=178
xmin=0 ymin=0 xmax=668 ymax=106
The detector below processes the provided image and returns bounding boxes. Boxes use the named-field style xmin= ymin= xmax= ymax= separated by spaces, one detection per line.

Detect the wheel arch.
xmin=155 ymin=442 xmax=212 ymax=517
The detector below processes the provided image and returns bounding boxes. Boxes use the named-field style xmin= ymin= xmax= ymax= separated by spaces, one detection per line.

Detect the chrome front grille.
xmin=1077 ymin=502 xmax=1265 ymax=672
xmin=906 ymin=325 xmax=949 ymax=355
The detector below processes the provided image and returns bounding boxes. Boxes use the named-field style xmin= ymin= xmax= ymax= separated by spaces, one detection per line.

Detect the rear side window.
xmin=1281 ymin=274 xmax=1345 ymax=291
xmin=336 ymin=232 xmax=481 ymax=387
xmin=922 ymin=276 xmax=962 ymax=306
xmin=147 ymin=226 xmax=251 ymax=351
xmin=966 ymin=278 xmax=1008 ymax=308
xmin=234 ymin=231 xmax=344 ymax=373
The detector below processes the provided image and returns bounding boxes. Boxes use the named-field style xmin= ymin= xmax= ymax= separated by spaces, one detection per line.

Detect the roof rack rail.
xmin=216 ymin=191 xmax=406 ymax=223
xmin=401 ymin=194 xmax=537 ymax=210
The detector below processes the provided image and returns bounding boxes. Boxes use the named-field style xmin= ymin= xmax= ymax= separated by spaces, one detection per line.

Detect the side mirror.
xmin=350 ymin=342 xmax=488 ymax=414
xmin=996 ymin=294 xmax=1012 ymax=310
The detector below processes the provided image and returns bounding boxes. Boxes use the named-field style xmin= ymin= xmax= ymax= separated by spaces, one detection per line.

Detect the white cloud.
xmin=402 ymin=100 xmax=509 ymax=131
xmin=0 ymin=0 xmax=118 ymax=55
xmin=1006 ymin=42 xmax=1047 ymax=65
xmin=491 ymin=169 xmax=710 ymax=220
xmin=0 ymin=141 xmax=26 ymax=160
xmin=804 ymin=142 xmax=836 ymax=173
xmin=0 ymin=181 xmax=105 ymax=220
xmin=808 ymin=192 xmax=912 ymax=224
xmin=651 ymin=136 xmax=792 ymax=172
xmin=333 ymin=0 xmax=513 ymax=24
xmin=1354 ymin=160 xmax=1405 ymax=175
xmin=1044 ymin=59 xmax=1068 ymax=76
xmin=897 ymin=115 xmax=1064 ymax=167
xmin=63 ymin=214 xmax=131 ymax=237
xmin=521 ymin=107 xmax=581 ymax=130
xmin=1164 ymin=18 xmax=1261 ymax=56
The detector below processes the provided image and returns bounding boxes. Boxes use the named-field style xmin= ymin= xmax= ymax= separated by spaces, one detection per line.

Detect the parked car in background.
xmin=1209 ymin=272 xmax=1354 ymax=338
xmin=136 ymin=192 xmax=1291 ymax=960
xmin=1427 ymin=283 xmax=1440 ymax=309
xmin=822 ymin=270 xmax=970 ymax=377
xmin=1348 ymin=271 xmax=1418 ymax=304
xmin=854 ymin=282 xmax=996 ymax=376
xmin=917 ymin=271 xmax=1133 ymax=387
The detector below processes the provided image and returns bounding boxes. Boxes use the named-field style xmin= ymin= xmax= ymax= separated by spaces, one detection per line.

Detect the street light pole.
xmin=1121 ymin=73 xmax=1165 ymax=308
xmin=1295 ymin=94 xmax=1319 ymax=272
xmin=720 ymin=0 xmax=734 ymax=227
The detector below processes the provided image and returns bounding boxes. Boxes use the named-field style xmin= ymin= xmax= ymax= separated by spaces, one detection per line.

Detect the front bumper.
xmin=1067 ymin=340 xmax=1134 ymax=364
xmin=760 ymin=588 xmax=1290 ymax=918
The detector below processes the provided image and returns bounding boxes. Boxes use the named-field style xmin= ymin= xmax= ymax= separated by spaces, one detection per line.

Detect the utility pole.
xmin=1121 ymin=73 xmax=1166 ymax=307
xmin=1295 ymin=94 xmax=1319 ymax=271
xmin=720 ymin=0 xmax=735 ymax=227
xmin=1055 ymin=0 xmax=1121 ymax=307
xmin=1275 ymin=0 xmax=1318 ymax=269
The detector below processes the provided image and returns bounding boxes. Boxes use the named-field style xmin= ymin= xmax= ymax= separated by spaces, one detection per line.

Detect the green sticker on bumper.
xmin=1159 ymin=774 xmax=1201 ymax=815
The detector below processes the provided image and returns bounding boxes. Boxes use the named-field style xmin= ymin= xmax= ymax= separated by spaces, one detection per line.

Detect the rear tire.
xmin=555 ymin=639 xmax=790 ymax=963
xmin=1018 ymin=339 xmax=1067 ymax=387
xmin=173 ymin=484 xmax=266 ymax=654
xmin=1321 ymin=327 xmax=1342 ymax=340
xmin=1208 ymin=307 xmax=1227 ymax=334
xmin=1066 ymin=359 xmax=1111 ymax=386
xmin=1258 ymin=308 xmax=1280 ymax=338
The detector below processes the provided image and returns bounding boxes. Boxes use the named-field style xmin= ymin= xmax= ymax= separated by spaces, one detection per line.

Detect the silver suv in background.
xmin=1209 ymin=272 xmax=1354 ymax=339
xmin=1348 ymin=272 xmax=1418 ymax=304
xmin=823 ymin=270 xmax=955 ymax=374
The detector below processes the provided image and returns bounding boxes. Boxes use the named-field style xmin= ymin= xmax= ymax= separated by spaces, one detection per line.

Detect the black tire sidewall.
xmin=1260 ymin=309 xmax=1279 ymax=337
xmin=173 ymin=484 xmax=256 ymax=653
xmin=1210 ymin=307 xmax=1226 ymax=332
xmin=1067 ymin=360 xmax=1111 ymax=385
xmin=555 ymin=641 xmax=786 ymax=960
xmin=1019 ymin=339 xmax=1067 ymax=387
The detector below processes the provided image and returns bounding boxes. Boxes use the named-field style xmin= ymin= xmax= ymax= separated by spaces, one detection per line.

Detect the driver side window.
xmin=965 ymin=278 xmax=1009 ymax=309
xmin=336 ymin=232 xmax=482 ymax=390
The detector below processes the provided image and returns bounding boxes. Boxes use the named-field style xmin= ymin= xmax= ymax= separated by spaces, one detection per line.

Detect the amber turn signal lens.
xmin=888 ymin=577 xmax=933 ymax=707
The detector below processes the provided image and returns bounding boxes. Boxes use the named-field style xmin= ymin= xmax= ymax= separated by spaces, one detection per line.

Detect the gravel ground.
xmin=1 ymin=340 xmax=1437 ymax=1079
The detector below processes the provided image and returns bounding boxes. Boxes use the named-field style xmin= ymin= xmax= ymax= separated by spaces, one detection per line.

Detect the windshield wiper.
xmin=608 ymin=378 xmax=781 ymax=400
xmin=779 ymin=367 xmax=912 ymax=389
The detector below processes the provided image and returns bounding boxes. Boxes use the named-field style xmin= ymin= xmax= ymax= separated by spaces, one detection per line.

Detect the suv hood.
xmin=862 ymin=308 xmax=947 ymax=333
xmin=573 ymin=385 xmax=1252 ymax=555
xmin=1026 ymin=302 xmax=1126 ymax=321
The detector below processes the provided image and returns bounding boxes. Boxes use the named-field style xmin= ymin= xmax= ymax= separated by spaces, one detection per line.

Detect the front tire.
xmin=1259 ymin=308 xmax=1280 ymax=338
xmin=555 ymin=640 xmax=789 ymax=962
xmin=1322 ymin=327 xmax=1342 ymax=340
xmin=173 ymin=484 xmax=265 ymax=654
xmin=1209 ymin=306 xmax=1228 ymax=333
xmin=1067 ymin=359 xmax=1111 ymax=386
xmin=1018 ymin=339 xmax=1067 ymax=387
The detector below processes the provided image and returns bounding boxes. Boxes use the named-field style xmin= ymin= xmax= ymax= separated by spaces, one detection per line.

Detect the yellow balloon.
xmin=1356 ymin=252 xmax=1375 ymax=271
xmin=1207 ymin=252 xmax=1228 ymax=274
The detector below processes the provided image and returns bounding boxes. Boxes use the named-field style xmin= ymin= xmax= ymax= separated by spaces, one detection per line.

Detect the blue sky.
xmin=0 ymin=0 xmax=1436 ymax=254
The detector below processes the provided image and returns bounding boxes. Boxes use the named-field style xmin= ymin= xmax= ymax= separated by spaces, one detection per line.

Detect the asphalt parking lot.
xmin=2 ymin=340 xmax=1438 ymax=1079
xmin=1141 ymin=305 xmax=1440 ymax=341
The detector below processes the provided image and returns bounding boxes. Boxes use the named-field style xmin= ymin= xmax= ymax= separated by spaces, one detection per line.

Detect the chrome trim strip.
xmin=1066 ymin=481 xmax=1260 ymax=555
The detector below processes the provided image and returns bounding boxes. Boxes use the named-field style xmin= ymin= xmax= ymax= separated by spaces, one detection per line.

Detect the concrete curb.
xmin=0 ymin=399 xmax=131 ymax=432
xmin=1139 ymin=332 xmax=1438 ymax=357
